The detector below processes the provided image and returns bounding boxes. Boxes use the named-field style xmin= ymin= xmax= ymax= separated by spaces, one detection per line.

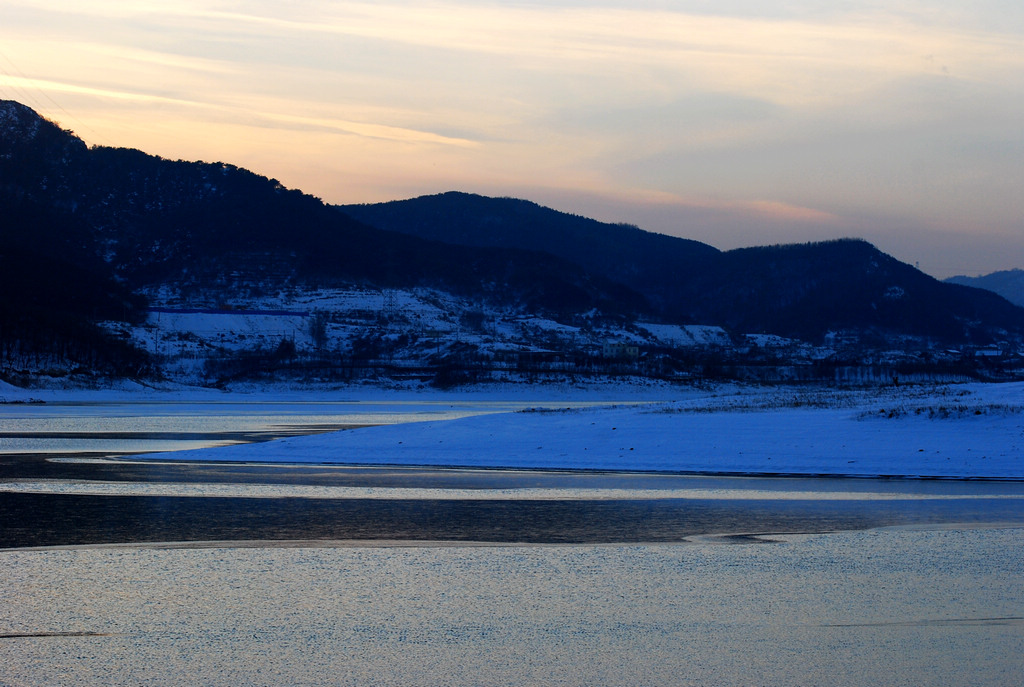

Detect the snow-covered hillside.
xmin=100 ymin=285 xmax=747 ymax=387
xmin=87 ymin=279 xmax=1017 ymax=391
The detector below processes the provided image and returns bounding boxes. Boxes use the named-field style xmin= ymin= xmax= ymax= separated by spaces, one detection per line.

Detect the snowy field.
xmin=130 ymin=381 xmax=1024 ymax=480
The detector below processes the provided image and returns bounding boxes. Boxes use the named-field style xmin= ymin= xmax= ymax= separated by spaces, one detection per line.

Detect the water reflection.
xmin=3 ymin=400 xmax=1023 ymax=550
xmin=3 ymin=472 xmax=1022 ymax=549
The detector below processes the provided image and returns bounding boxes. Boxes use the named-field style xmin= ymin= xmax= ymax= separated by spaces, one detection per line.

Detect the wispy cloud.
xmin=169 ymin=2 xmax=1024 ymax=106
xmin=257 ymin=111 xmax=480 ymax=147
xmin=18 ymin=2 xmax=1024 ymax=106
xmin=0 ymin=74 xmax=213 ymax=109
xmin=2 ymin=1 xmax=1023 ymax=275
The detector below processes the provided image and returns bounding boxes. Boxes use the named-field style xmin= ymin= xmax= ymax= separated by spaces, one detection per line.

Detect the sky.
xmin=1 ymin=1 xmax=1023 ymax=278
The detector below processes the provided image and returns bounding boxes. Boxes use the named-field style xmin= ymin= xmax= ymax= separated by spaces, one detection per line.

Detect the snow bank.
xmin=0 ymin=378 xmax=692 ymax=404
xmin=145 ymin=382 xmax=1024 ymax=479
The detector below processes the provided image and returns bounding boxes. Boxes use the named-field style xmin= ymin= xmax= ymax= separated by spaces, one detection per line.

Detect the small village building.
xmin=602 ymin=341 xmax=639 ymax=359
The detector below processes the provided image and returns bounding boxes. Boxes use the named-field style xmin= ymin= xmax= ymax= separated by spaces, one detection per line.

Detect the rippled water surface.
xmin=2 ymin=529 xmax=1022 ymax=686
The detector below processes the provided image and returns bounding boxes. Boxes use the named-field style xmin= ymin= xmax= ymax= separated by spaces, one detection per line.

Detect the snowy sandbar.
xmin=140 ymin=382 xmax=1024 ymax=479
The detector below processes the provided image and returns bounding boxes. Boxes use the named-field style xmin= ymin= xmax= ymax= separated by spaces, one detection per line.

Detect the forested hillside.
xmin=343 ymin=193 xmax=1024 ymax=342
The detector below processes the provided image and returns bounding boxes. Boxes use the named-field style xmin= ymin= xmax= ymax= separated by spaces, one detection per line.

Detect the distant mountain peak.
xmin=946 ymin=269 xmax=1024 ymax=307
xmin=0 ymin=100 xmax=88 ymax=171
xmin=0 ymin=98 xmax=34 ymax=118
xmin=0 ymin=99 xmax=40 ymax=135
xmin=1 ymin=99 xmax=60 ymax=140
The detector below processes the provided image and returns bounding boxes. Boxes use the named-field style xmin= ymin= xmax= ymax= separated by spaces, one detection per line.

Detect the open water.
xmin=1 ymin=400 xmax=1022 ymax=685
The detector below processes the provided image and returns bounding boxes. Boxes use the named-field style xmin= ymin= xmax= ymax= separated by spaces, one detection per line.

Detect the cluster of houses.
xmin=117 ymin=287 xmax=1024 ymax=386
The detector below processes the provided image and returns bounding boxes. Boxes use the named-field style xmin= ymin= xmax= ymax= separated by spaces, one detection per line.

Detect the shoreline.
xmin=124 ymin=457 xmax=1024 ymax=482
xmin=8 ymin=478 xmax=1024 ymax=499
xmin=22 ymin=451 xmax=1024 ymax=482
xmin=7 ymin=521 xmax=1023 ymax=553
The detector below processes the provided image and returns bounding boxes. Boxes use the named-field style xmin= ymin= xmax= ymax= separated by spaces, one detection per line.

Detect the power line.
xmin=0 ymin=48 xmax=116 ymax=147
xmin=0 ymin=58 xmax=46 ymax=114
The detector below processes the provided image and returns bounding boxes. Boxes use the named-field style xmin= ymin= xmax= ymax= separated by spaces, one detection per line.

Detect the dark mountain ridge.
xmin=342 ymin=193 xmax=1024 ymax=343
xmin=1 ymin=100 xmax=648 ymax=312
xmin=682 ymin=239 xmax=1024 ymax=342
xmin=342 ymin=191 xmax=719 ymax=317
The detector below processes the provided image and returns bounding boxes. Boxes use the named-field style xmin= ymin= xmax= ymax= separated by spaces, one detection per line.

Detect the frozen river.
xmin=2 ymin=397 xmax=1023 ymax=685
